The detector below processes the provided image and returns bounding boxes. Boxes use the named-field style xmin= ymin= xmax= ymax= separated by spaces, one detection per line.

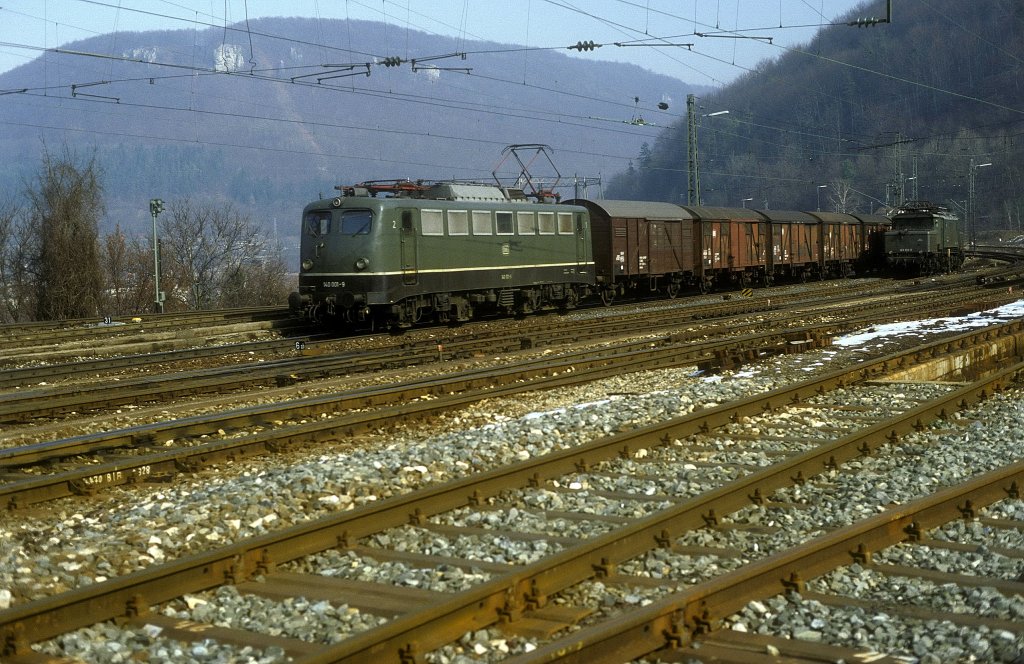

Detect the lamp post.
xmin=149 ymin=198 xmax=164 ymax=313
xmin=685 ymin=93 xmax=729 ymax=206
xmin=968 ymin=159 xmax=992 ymax=247
xmin=742 ymin=198 xmax=753 ymax=208
xmin=816 ymin=184 xmax=828 ymax=211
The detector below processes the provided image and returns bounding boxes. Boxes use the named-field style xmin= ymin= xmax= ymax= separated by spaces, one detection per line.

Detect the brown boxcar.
xmin=756 ymin=209 xmax=821 ymax=281
xmin=681 ymin=206 xmax=768 ymax=289
xmin=852 ymin=212 xmax=892 ymax=273
xmin=564 ymin=199 xmax=696 ymax=301
xmin=808 ymin=211 xmax=862 ymax=277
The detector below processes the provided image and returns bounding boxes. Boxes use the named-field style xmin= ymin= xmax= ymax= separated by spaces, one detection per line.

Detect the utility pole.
xmin=686 ymin=93 xmax=699 ymax=206
xmin=150 ymin=198 xmax=164 ymax=313
xmin=890 ymin=132 xmax=904 ymax=207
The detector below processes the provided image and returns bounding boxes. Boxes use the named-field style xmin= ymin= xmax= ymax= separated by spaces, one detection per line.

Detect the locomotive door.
xmin=399 ymin=209 xmax=418 ymax=285
xmin=575 ymin=213 xmax=587 ymax=272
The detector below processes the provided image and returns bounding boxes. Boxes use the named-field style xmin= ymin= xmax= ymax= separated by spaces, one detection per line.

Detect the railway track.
xmin=1 ymin=276 xmax=1015 ymax=508
xmin=3 ymin=319 xmax=1023 ymax=661
xmin=0 ymin=277 xmax=1000 ymax=427
xmin=0 ymin=307 xmax=293 ymax=357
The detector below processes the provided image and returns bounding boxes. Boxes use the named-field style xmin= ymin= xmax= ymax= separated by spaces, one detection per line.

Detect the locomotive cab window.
xmin=472 ymin=210 xmax=492 ymax=235
xmin=304 ymin=210 xmax=331 ymax=236
xmin=448 ymin=210 xmax=469 ymax=235
xmin=340 ymin=209 xmax=372 ymax=235
xmin=496 ymin=211 xmax=513 ymax=235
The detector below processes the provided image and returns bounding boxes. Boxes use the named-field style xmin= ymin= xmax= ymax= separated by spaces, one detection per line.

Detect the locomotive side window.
xmin=496 ymin=211 xmax=513 ymax=235
xmin=448 ymin=210 xmax=469 ymax=235
xmin=538 ymin=212 xmax=555 ymax=235
xmin=472 ymin=210 xmax=492 ymax=235
xmin=517 ymin=211 xmax=536 ymax=235
xmin=304 ymin=210 xmax=331 ymax=237
xmin=339 ymin=209 xmax=372 ymax=235
xmin=422 ymin=209 xmax=444 ymax=236
xmin=557 ymin=212 xmax=573 ymax=234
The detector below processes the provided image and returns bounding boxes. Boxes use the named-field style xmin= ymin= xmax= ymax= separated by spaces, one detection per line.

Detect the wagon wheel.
xmin=666 ymin=282 xmax=680 ymax=299
xmin=600 ymin=288 xmax=616 ymax=306
xmin=698 ymin=278 xmax=710 ymax=295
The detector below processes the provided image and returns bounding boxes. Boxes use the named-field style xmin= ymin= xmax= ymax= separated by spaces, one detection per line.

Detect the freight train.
xmin=883 ymin=201 xmax=964 ymax=274
xmin=289 ymin=180 xmax=891 ymax=329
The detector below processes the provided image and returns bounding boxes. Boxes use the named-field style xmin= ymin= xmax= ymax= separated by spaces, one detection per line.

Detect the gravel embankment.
xmin=6 ymin=303 xmax=1024 ymax=662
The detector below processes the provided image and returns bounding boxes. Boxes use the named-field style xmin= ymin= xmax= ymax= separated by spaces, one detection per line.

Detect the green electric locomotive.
xmin=884 ymin=201 xmax=964 ymax=274
xmin=289 ymin=180 xmax=595 ymax=328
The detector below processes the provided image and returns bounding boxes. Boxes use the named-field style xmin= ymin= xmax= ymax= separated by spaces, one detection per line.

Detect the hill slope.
xmin=608 ymin=0 xmax=1024 ymax=235
xmin=0 ymin=17 xmax=701 ymax=248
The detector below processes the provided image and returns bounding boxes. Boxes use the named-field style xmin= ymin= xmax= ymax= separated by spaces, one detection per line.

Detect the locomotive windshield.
xmin=340 ymin=209 xmax=372 ymax=235
xmin=304 ymin=210 xmax=331 ymax=237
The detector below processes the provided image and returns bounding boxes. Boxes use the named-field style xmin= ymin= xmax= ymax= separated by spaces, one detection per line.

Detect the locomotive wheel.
xmin=562 ymin=287 xmax=580 ymax=310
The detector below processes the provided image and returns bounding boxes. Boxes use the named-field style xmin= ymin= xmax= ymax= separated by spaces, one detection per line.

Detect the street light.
xmin=968 ymin=159 xmax=992 ymax=247
xmin=816 ymin=184 xmax=828 ymax=211
xmin=742 ymin=197 xmax=753 ymax=208
xmin=149 ymin=198 xmax=164 ymax=313
xmin=686 ymin=94 xmax=729 ymax=206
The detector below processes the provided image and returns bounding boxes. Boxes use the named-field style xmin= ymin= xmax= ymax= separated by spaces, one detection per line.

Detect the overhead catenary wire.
xmin=2 ymin=0 xmax=1021 ymax=200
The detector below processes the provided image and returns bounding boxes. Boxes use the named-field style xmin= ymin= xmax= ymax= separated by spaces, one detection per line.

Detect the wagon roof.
xmin=751 ymin=209 xmax=819 ymax=223
xmin=563 ymin=199 xmax=695 ymax=221
xmin=805 ymin=211 xmax=861 ymax=223
xmin=680 ymin=205 xmax=766 ymax=221
xmin=851 ymin=213 xmax=893 ymax=225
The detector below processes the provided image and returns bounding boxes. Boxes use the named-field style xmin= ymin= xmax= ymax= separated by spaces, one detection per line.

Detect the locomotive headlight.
xmin=355 ymin=257 xmax=370 ymax=270
xmin=301 ymin=259 xmax=314 ymax=271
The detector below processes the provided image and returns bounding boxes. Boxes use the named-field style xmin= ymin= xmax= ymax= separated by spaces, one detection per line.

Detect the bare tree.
xmin=101 ymin=224 xmax=155 ymax=316
xmin=160 ymin=199 xmax=288 ymax=310
xmin=0 ymin=197 xmax=36 ymax=323
xmin=25 ymin=145 xmax=105 ymax=321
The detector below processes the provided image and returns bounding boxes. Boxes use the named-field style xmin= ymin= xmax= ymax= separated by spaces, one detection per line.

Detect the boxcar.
xmin=680 ymin=206 xmax=768 ymax=290
xmin=852 ymin=213 xmax=892 ymax=273
xmin=807 ymin=211 xmax=862 ymax=277
xmin=564 ymin=199 xmax=695 ymax=302
xmin=757 ymin=209 xmax=822 ymax=281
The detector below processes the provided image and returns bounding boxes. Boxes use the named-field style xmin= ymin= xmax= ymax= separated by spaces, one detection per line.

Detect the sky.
xmin=0 ymin=0 xmax=878 ymax=86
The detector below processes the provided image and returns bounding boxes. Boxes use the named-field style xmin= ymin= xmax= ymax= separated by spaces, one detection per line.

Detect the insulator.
xmin=569 ymin=40 xmax=598 ymax=52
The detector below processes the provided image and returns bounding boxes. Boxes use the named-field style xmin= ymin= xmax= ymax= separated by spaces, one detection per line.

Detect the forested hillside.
xmin=608 ymin=0 xmax=1024 ymax=236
